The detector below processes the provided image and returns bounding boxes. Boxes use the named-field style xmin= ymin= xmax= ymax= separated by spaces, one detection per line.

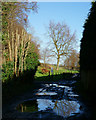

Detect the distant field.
xmin=35 ymin=66 xmax=79 ymax=78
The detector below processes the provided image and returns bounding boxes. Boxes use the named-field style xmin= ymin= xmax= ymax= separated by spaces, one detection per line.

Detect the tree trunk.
xmin=14 ymin=29 xmax=19 ymax=76
xmin=21 ymin=30 xmax=24 ymax=73
xmin=23 ymin=34 xmax=31 ymax=70
xmin=14 ymin=42 xmax=17 ymax=75
xmin=8 ymin=30 xmax=12 ymax=61
xmin=18 ymin=46 xmax=21 ymax=74
xmin=0 ymin=41 xmax=2 ymax=69
xmin=2 ymin=46 xmax=6 ymax=64
xmin=44 ymin=55 xmax=46 ymax=68
xmin=24 ymin=41 xmax=30 ymax=70
xmin=12 ymin=32 xmax=14 ymax=60
xmin=57 ymin=56 xmax=60 ymax=70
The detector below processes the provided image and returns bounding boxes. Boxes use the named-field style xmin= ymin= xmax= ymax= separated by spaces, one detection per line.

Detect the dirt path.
xmin=2 ymin=79 xmax=94 ymax=120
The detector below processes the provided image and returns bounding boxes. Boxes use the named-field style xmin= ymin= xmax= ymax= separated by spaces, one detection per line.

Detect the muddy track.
xmin=2 ymin=80 xmax=94 ymax=120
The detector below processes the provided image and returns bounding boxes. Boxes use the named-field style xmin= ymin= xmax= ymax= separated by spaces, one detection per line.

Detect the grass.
xmin=34 ymin=66 xmax=79 ymax=82
xmin=35 ymin=66 xmax=79 ymax=78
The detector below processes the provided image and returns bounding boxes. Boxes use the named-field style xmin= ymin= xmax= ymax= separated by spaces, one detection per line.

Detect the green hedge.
xmin=80 ymin=2 xmax=96 ymax=70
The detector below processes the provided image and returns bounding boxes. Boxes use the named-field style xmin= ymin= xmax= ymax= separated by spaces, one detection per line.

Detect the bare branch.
xmin=48 ymin=21 xmax=77 ymax=70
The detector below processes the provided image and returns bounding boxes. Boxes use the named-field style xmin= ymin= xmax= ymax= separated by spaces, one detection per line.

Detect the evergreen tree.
xmin=80 ymin=1 xmax=96 ymax=92
xmin=80 ymin=1 xmax=96 ymax=70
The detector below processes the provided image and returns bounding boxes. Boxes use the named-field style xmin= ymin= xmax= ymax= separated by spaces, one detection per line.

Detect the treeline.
xmin=2 ymin=2 xmax=40 ymax=82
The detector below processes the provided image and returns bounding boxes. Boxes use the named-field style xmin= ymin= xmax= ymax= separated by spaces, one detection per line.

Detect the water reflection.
xmin=37 ymin=84 xmax=71 ymax=95
xmin=36 ymin=92 xmax=57 ymax=95
xmin=45 ymin=84 xmax=65 ymax=88
xmin=16 ymin=100 xmax=38 ymax=112
xmin=68 ymin=94 xmax=79 ymax=97
xmin=16 ymin=83 xmax=80 ymax=118
xmin=36 ymin=84 xmax=78 ymax=98
xmin=53 ymin=100 xmax=80 ymax=117
xmin=16 ymin=99 xmax=80 ymax=118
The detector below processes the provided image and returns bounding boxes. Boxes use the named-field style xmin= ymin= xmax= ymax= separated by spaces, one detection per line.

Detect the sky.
xmin=27 ymin=2 xmax=91 ymax=63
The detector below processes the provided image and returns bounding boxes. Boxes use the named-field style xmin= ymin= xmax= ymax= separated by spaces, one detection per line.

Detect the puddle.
xmin=45 ymin=84 xmax=65 ymax=88
xmin=36 ymin=92 xmax=57 ymax=95
xmin=36 ymin=83 xmax=78 ymax=98
xmin=16 ymin=83 xmax=81 ymax=118
xmin=68 ymin=94 xmax=79 ymax=97
xmin=16 ymin=99 xmax=80 ymax=118
xmin=16 ymin=100 xmax=38 ymax=112
xmin=45 ymin=83 xmax=71 ymax=90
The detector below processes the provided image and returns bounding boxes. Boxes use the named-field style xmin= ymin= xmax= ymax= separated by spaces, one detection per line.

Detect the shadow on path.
xmin=2 ymin=73 xmax=95 ymax=120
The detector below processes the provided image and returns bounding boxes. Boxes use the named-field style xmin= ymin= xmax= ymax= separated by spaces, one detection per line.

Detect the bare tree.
xmin=2 ymin=2 xmax=38 ymax=77
xmin=64 ymin=50 xmax=80 ymax=70
xmin=48 ymin=21 xmax=76 ymax=70
xmin=40 ymin=47 xmax=52 ymax=67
